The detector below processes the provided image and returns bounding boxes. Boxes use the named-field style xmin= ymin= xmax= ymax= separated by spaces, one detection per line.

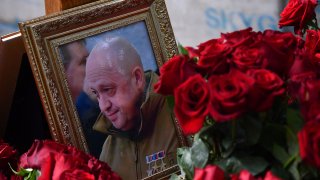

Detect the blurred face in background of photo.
xmin=61 ymin=40 xmax=89 ymax=102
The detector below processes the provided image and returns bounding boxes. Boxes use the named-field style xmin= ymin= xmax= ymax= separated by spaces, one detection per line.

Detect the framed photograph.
xmin=19 ymin=0 xmax=187 ymax=179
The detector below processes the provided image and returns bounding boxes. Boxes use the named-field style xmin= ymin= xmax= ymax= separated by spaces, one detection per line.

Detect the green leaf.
xmin=169 ymin=174 xmax=181 ymax=180
xmin=176 ymin=139 xmax=209 ymax=179
xmin=177 ymin=148 xmax=194 ymax=179
xmin=221 ymin=135 xmax=233 ymax=152
xmin=221 ymin=136 xmax=235 ymax=158
xmin=237 ymin=156 xmax=269 ymax=176
xmin=288 ymin=158 xmax=300 ymax=180
xmin=178 ymin=44 xmax=189 ymax=56
xmin=11 ymin=166 xmax=32 ymax=177
xmin=240 ymin=114 xmax=262 ymax=146
xmin=190 ymin=138 xmax=209 ymax=168
xmin=9 ymin=164 xmax=40 ymax=180
xmin=286 ymin=107 xmax=304 ymax=134
xmin=259 ymin=123 xmax=286 ymax=152
xmin=272 ymin=143 xmax=290 ymax=165
xmin=215 ymin=157 xmax=242 ymax=174
xmin=195 ymin=121 xmax=216 ymax=146
xmin=284 ymin=126 xmax=299 ymax=169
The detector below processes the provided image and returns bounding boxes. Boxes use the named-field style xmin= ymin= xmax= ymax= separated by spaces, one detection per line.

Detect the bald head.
xmin=85 ymin=37 xmax=146 ymax=131
xmin=86 ymin=37 xmax=143 ymax=77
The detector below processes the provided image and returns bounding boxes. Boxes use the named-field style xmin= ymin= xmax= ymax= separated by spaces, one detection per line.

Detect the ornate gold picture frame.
xmin=19 ymin=0 xmax=186 ymax=179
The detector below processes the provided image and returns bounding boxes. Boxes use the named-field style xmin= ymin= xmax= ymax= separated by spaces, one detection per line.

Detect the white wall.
xmin=165 ymin=0 xmax=281 ymax=46
xmin=0 ymin=0 xmax=283 ymax=46
xmin=0 ymin=0 xmax=45 ymax=35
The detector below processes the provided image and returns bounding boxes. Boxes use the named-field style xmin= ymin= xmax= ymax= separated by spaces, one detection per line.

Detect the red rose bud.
xmin=246 ymin=69 xmax=285 ymax=112
xmin=194 ymin=165 xmax=225 ymax=180
xmin=298 ymin=121 xmax=320 ymax=169
xmin=154 ymin=55 xmax=197 ymax=96
xmin=174 ymin=74 xmax=210 ymax=135
xmin=209 ymin=69 xmax=254 ymax=122
xmin=279 ymin=0 xmax=318 ymax=35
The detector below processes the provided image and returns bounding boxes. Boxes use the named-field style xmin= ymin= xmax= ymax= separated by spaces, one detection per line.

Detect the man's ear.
xmin=132 ymin=66 xmax=145 ymax=89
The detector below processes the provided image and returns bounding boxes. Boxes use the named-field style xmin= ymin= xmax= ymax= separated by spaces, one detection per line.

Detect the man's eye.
xmin=80 ymin=58 xmax=87 ymax=66
xmin=103 ymin=88 xmax=115 ymax=95
xmin=104 ymin=88 xmax=111 ymax=92
xmin=91 ymin=90 xmax=97 ymax=95
xmin=91 ymin=90 xmax=99 ymax=98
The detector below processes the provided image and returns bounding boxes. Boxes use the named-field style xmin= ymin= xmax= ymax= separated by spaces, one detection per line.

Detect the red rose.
xmin=264 ymin=171 xmax=282 ymax=180
xmin=298 ymin=79 xmax=320 ymax=103
xmin=209 ymin=69 xmax=254 ymax=122
xmin=185 ymin=46 xmax=200 ymax=60
xmin=53 ymin=153 xmax=87 ymax=180
xmin=19 ymin=140 xmax=86 ymax=170
xmin=87 ymin=158 xmax=119 ymax=179
xmin=0 ymin=140 xmax=17 ymax=177
xmin=174 ymin=74 xmax=210 ymax=135
xmin=298 ymin=121 xmax=320 ymax=169
xmin=297 ymin=79 xmax=320 ymax=122
xmin=194 ymin=165 xmax=225 ymax=180
xmin=0 ymin=172 xmax=7 ymax=180
xmin=302 ymin=103 xmax=320 ymax=123
xmin=289 ymin=48 xmax=315 ymax=78
xmin=263 ymin=30 xmax=297 ymax=52
xmin=279 ymin=0 xmax=318 ymax=35
xmin=305 ymin=30 xmax=320 ymax=68
xmin=262 ymin=30 xmax=297 ymax=76
xmin=287 ymin=71 xmax=317 ymax=100
xmin=230 ymin=170 xmax=255 ymax=180
xmin=231 ymin=44 xmax=267 ymax=71
xmin=19 ymin=140 xmax=121 ymax=180
xmin=246 ymin=69 xmax=285 ymax=111
xmin=62 ymin=169 xmax=95 ymax=180
xmin=154 ymin=55 xmax=197 ymax=95
xmin=221 ymin=28 xmax=260 ymax=48
xmin=197 ymin=38 xmax=231 ymax=75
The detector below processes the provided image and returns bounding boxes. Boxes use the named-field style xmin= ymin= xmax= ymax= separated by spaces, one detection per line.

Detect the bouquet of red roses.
xmin=0 ymin=140 xmax=121 ymax=180
xmin=155 ymin=0 xmax=320 ymax=179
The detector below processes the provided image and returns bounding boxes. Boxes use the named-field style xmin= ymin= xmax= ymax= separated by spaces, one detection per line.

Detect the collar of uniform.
xmin=92 ymin=71 xmax=163 ymax=140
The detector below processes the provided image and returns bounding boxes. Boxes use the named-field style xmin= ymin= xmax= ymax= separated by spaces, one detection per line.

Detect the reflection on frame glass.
xmin=19 ymin=0 xmax=187 ymax=179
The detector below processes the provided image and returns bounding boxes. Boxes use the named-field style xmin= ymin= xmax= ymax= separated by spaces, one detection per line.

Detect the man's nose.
xmin=99 ymin=97 xmax=112 ymax=112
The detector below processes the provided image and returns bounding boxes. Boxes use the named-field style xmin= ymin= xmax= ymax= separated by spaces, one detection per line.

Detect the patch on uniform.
xmin=145 ymin=150 xmax=166 ymax=177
